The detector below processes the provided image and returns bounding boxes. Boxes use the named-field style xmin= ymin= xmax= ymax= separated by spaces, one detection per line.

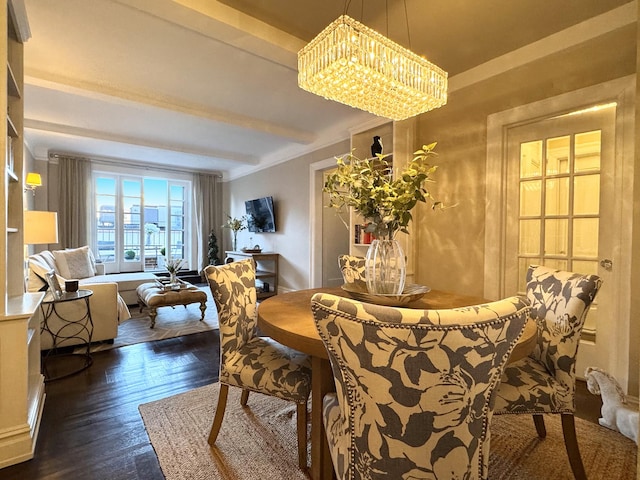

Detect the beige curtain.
xmin=193 ymin=173 xmax=222 ymax=273
xmin=57 ymin=155 xmax=91 ymax=248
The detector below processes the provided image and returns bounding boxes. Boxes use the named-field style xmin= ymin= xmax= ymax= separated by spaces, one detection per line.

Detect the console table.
xmin=224 ymin=251 xmax=279 ymax=300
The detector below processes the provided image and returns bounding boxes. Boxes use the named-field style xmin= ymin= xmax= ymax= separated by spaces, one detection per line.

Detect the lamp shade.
xmin=25 ymin=172 xmax=42 ymax=187
xmin=24 ymin=210 xmax=58 ymax=244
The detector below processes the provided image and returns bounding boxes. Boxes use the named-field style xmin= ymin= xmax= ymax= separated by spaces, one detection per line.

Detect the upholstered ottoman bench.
xmin=136 ymin=281 xmax=207 ymax=328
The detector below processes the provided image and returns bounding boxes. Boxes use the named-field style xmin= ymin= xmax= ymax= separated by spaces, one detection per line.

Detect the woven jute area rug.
xmin=86 ymin=286 xmax=218 ymax=353
xmin=139 ymin=383 xmax=637 ymax=480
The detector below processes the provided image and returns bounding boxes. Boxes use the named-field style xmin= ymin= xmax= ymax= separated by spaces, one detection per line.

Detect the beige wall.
xmin=224 ymin=139 xmax=350 ymax=291
xmin=413 ymin=24 xmax=636 ymax=297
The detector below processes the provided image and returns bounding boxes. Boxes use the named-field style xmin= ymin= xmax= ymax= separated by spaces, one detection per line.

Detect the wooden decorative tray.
xmin=341 ymin=282 xmax=431 ymax=306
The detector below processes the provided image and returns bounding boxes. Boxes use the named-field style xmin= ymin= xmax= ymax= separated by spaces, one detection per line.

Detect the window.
xmin=94 ymin=173 xmax=190 ymax=272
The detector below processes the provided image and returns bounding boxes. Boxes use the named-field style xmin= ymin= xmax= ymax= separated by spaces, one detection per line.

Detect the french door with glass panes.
xmin=505 ymin=105 xmax=615 ymax=377
xmin=94 ymin=175 xmax=188 ymax=273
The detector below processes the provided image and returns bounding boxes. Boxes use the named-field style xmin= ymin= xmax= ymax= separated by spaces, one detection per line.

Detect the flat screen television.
xmin=245 ymin=196 xmax=276 ymax=233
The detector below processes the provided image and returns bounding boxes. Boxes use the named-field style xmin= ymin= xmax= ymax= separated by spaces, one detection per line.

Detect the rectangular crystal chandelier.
xmin=298 ymin=15 xmax=448 ymax=121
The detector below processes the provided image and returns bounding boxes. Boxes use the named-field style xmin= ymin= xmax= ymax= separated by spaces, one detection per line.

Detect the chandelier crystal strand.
xmin=298 ymin=15 xmax=448 ymax=121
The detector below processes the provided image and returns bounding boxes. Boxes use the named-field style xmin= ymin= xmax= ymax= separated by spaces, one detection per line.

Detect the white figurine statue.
xmin=585 ymin=366 xmax=638 ymax=444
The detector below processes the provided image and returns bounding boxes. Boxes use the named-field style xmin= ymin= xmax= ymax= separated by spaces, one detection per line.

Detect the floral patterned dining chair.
xmin=337 ymin=254 xmax=366 ymax=288
xmin=204 ymin=259 xmax=312 ymax=468
xmin=311 ymin=293 xmax=530 ymax=480
xmin=494 ymin=265 xmax=602 ymax=480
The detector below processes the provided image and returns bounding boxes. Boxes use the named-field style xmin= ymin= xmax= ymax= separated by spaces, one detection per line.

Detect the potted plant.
xmin=323 ymin=143 xmax=441 ymax=294
xmin=208 ymin=230 xmax=222 ymax=266
xmin=124 ymin=249 xmax=136 ymax=260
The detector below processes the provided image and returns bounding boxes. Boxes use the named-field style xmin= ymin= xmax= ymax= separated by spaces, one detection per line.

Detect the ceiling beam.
xmin=24 ymin=118 xmax=258 ymax=164
xmin=24 ymin=71 xmax=316 ymax=145
xmin=114 ymin=0 xmax=305 ymax=68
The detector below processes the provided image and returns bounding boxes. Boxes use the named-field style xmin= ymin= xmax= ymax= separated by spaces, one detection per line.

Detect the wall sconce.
xmin=24 ymin=172 xmax=42 ymax=195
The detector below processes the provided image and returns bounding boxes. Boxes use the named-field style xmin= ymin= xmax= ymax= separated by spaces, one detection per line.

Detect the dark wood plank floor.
xmin=0 ymin=330 xmax=220 ymax=480
xmin=0 ymin=330 xmax=602 ymax=479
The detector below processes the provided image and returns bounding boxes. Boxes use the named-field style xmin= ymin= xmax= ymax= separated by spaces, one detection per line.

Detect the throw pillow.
xmin=53 ymin=246 xmax=95 ymax=279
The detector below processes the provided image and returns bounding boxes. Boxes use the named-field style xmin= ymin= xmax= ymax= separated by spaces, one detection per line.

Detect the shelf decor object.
xmin=297 ymin=14 xmax=448 ymax=121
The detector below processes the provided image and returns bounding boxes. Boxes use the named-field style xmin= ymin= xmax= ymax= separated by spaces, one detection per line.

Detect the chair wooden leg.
xmin=296 ymin=402 xmax=308 ymax=469
xmin=533 ymin=414 xmax=547 ymax=438
xmin=240 ymin=389 xmax=250 ymax=406
xmin=561 ymin=414 xmax=587 ymax=480
xmin=208 ymin=384 xmax=229 ymax=445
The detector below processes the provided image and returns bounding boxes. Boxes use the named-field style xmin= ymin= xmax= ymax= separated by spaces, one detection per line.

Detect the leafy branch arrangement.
xmin=164 ymin=257 xmax=186 ymax=273
xmin=222 ymin=214 xmax=248 ymax=233
xmin=222 ymin=214 xmax=248 ymax=250
xmin=323 ymin=142 xmax=441 ymax=240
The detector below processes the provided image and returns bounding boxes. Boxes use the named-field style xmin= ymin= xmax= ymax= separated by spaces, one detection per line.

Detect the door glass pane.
xmin=520 ymin=141 xmax=542 ymax=178
xmin=123 ymin=194 xmax=141 ymax=262
xmin=545 ymin=178 xmax=569 ymax=215
xmin=543 ymin=258 xmax=568 ymax=271
xmin=572 ymin=260 xmax=598 ymax=276
xmin=575 ymin=130 xmax=601 ymax=172
xmin=169 ymin=185 xmax=186 ymax=264
xmin=96 ymin=179 xmax=116 ymax=263
xmin=143 ymin=178 xmax=168 ymax=268
xmin=544 ymin=219 xmax=568 ymax=255
xmin=546 ymin=136 xmax=570 ymax=175
xmin=573 ymin=218 xmax=599 ymax=257
xmin=574 ymin=174 xmax=600 ymax=215
xmin=519 ymin=219 xmax=540 ymax=255
xmin=123 ymin=180 xmax=141 ymax=196
xmin=520 ymin=180 xmax=541 ymax=216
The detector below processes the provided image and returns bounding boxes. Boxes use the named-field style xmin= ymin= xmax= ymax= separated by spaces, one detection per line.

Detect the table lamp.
xmin=23 ymin=210 xmax=59 ymax=292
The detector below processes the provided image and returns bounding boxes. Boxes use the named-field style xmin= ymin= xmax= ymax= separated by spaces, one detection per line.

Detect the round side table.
xmin=40 ymin=289 xmax=94 ymax=382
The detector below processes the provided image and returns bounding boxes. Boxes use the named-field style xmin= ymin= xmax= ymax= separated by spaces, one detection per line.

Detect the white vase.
xmin=169 ymin=271 xmax=177 ymax=285
xmin=365 ymin=239 xmax=406 ymax=295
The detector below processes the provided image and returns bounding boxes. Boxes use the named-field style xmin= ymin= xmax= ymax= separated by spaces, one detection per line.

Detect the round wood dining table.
xmin=257 ymin=287 xmax=537 ymax=480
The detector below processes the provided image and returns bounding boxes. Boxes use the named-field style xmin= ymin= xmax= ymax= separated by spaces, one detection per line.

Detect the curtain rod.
xmin=48 ymin=152 xmax=222 ymax=178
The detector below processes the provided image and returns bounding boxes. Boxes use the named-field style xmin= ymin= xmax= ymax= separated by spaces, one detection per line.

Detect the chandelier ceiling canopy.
xmin=297 ymin=14 xmax=448 ymax=121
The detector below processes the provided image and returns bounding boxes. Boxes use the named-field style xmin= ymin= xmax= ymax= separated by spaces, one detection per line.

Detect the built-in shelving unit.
xmin=224 ymin=251 xmax=279 ymax=300
xmin=348 ymin=119 xmax=417 ymax=283
xmin=349 ymin=122 xmax=394 ymax=256
xmin=0 ymin=0 xmax=44 ymax=470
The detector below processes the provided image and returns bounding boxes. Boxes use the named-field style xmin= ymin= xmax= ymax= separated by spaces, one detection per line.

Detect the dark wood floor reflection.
xmin=0 ymin=329 xmax=601 ymax=479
